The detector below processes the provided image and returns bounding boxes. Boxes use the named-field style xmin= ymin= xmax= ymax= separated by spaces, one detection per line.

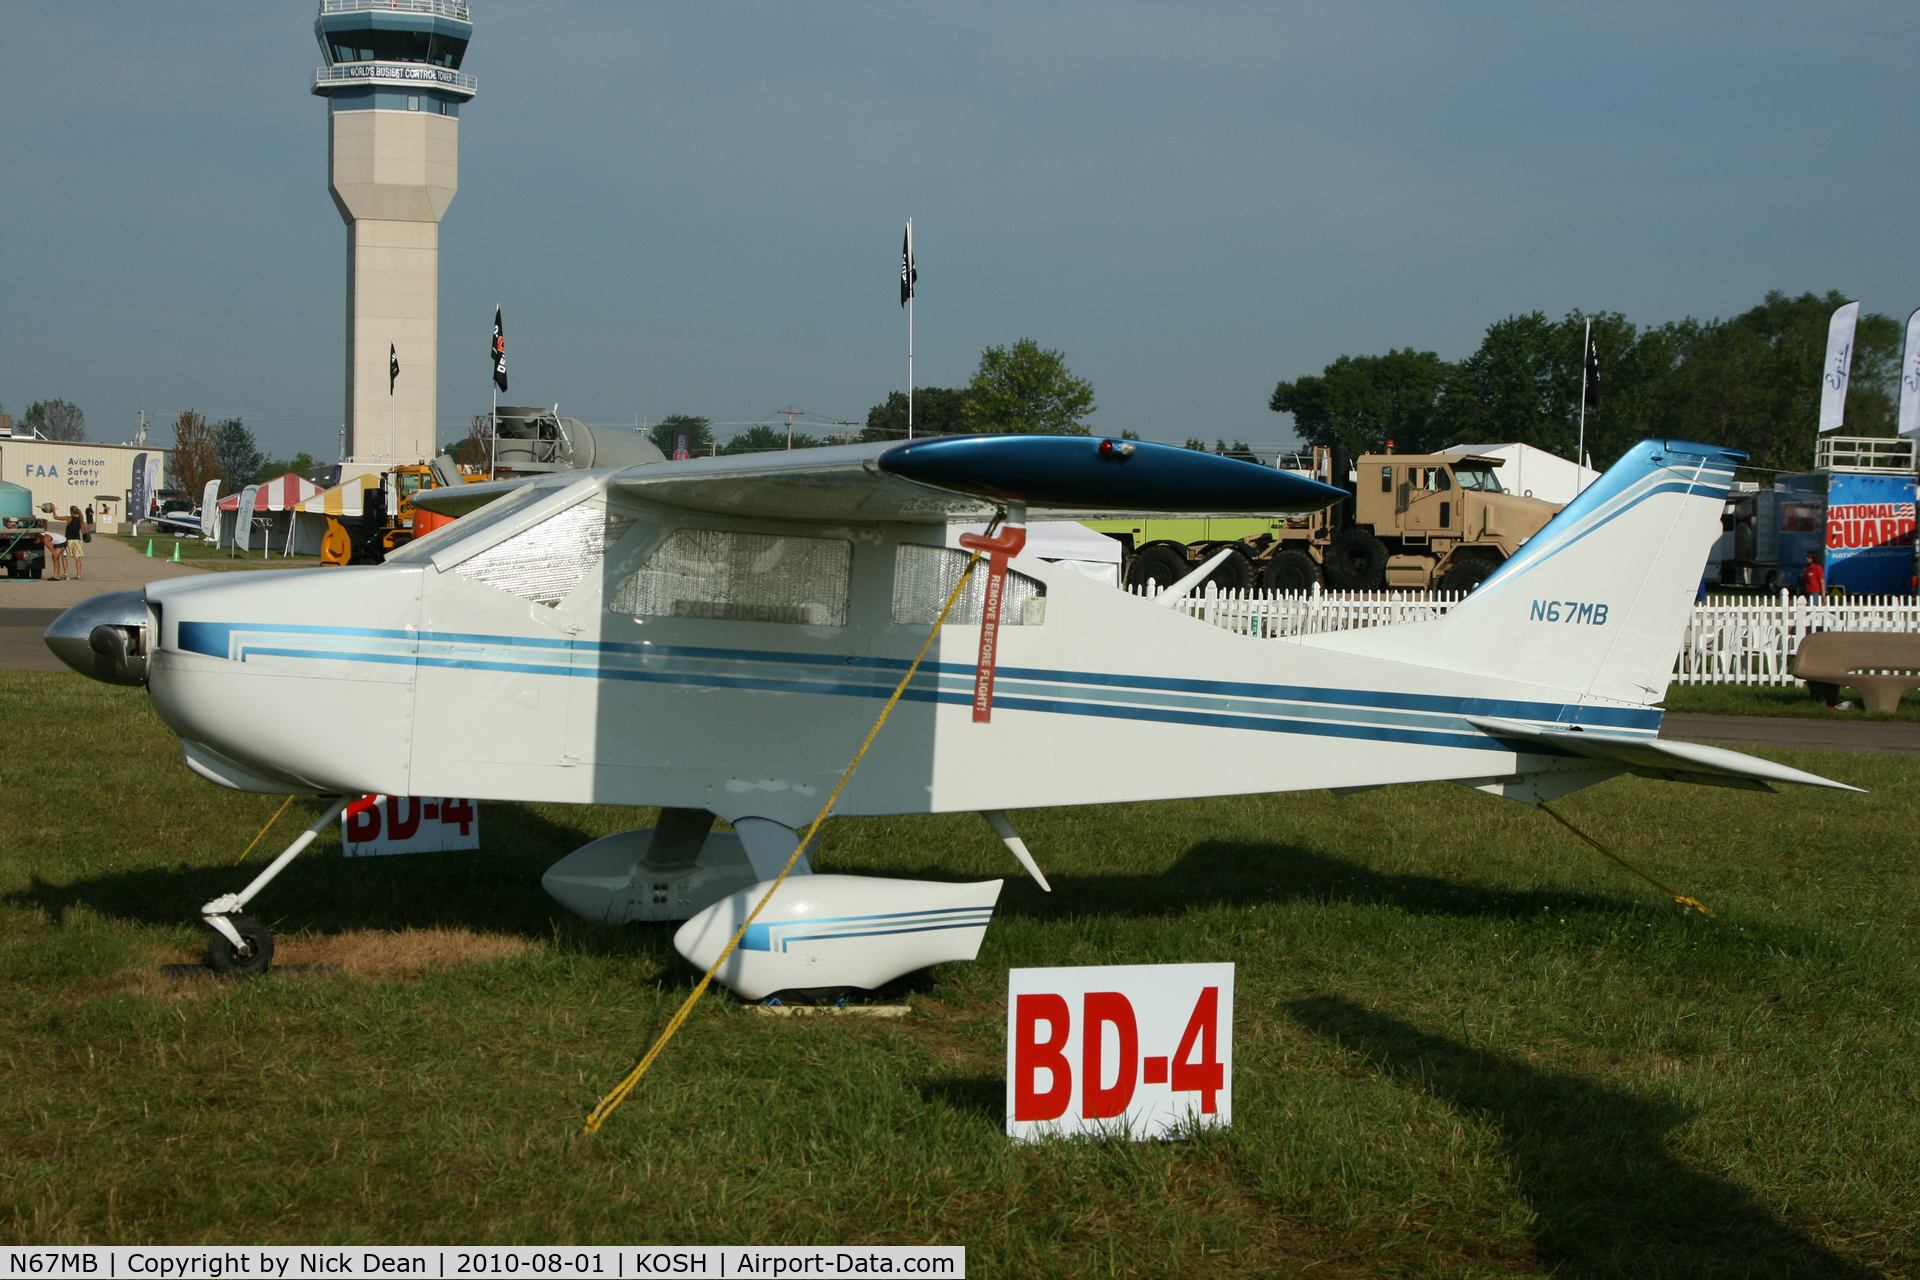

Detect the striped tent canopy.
xmin=218 ymin=474 xmax=322 ymax=511
xmin=292 ymin=473 xmax=383 ymax=517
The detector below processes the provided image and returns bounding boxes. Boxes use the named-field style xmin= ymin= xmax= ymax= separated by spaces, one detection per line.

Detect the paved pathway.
xmin=1661 ymin=712 xmax=1920 ymax=757
xmin=1 ymin=535 xmax=210 ymax=670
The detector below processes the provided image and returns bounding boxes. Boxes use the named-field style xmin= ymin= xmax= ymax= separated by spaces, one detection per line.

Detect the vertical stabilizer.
xmin=1303 ymin=440 xmax=1742 ymax=706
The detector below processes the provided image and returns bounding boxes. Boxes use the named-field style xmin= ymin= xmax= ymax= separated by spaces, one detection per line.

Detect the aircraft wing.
xmin=1465 ymin=717 xmax=1864 ymax=793
xmin=605 ymin=436 xmax=1346 ymax=522
xmin=411 ymin=477 xmax=532 ymax=519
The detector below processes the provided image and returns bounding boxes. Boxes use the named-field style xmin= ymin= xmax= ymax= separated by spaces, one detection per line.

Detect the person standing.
xmin=39 ymin=518 xmax=68 ymax=580
xmin=63 ymin=506 xmax=85 ymax=580
xmin=1802 ymin=550 xmax=1825 ymax=597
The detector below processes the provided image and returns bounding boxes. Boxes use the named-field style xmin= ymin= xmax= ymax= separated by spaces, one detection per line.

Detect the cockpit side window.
xmin=453 ymin=502 xmax=636 ymax=606
xmin=891 ymin=544 xmax=1046 ymax=626
xmin=610 ymin=528 xmax=854 ymax=627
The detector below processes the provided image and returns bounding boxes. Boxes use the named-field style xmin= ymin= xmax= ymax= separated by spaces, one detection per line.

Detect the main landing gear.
xmin=200 ymin=796 xmax=349 ymax=978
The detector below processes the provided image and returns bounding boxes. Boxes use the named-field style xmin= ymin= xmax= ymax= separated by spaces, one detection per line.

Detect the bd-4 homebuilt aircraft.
xmin=48 ymin=435 xmax=1855 ymax=996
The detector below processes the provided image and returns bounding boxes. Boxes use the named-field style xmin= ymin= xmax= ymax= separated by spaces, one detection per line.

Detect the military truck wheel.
xmin=1127 ymin=545 xmax=1190 ymax=591
xmin=1203 ymin=547 xmax=1253 ymax=591
xmin=1263 ymin=549 xmax=1321 ymax=592
xmin=1441 ymin=556 xmax=1501 ymax=594
xmin=1325 ymin=528 xmax=1387 ymax=589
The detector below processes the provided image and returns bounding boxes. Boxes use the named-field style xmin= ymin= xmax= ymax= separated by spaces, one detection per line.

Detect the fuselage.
xmin=140 ymin=471 xmax=1653 ymax=828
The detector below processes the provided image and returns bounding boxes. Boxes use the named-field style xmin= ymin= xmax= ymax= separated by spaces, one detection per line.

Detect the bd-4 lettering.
xmin=1529 ymin=600 xmax=1608 ymax=625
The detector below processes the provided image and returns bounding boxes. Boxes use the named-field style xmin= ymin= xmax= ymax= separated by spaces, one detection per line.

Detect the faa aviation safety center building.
xmin=0 ymin=431 xmax=164 ymax=530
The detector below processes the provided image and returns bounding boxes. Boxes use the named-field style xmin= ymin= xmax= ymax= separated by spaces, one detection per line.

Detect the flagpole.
xmin=908 ymin=217 xmax=915 ymax=441
xmin=1576 ymin=318 xmax=1590 ymax=495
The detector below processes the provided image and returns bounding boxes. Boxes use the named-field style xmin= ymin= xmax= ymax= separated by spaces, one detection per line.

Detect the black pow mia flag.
xmin=1584 ymin=329 xmax=1601 ymax=410
xmin=491 ymin=307 xmax=508 ymax=392
xmin=900 ymin=222 xmax=916 ymax=307
xmin=390 ymin=343 xmax=399 ymax=394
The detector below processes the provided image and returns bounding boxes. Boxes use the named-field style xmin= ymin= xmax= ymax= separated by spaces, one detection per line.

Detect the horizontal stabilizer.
xmin=1466 ymin=717 xmax=1864 ymax=793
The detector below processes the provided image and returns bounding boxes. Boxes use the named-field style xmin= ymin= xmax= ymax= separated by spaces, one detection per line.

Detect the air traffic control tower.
xmin=311 ymin=0 xmax=476 ymax=463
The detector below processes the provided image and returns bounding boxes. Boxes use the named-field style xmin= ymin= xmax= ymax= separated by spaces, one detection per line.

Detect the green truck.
xmin=1085 ymin=447 xmax=1561 ymax=594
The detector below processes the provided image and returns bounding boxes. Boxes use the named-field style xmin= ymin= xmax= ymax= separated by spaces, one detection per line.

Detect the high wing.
xmin=1465 ymin=716 xmax=1862 ymax=793
xmin=412 ymin=437 xmax=1345 ymax=523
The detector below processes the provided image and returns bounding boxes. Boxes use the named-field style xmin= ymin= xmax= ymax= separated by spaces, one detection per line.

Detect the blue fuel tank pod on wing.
xmin=876 ymin=435 xmax=1346 ymax=513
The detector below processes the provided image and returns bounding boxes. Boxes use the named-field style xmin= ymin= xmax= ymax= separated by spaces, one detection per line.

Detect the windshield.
xmin=1452 ymin=464 xmax=1504 ymax=493
xmin=383 ymin=480 xmax=560 ymax=565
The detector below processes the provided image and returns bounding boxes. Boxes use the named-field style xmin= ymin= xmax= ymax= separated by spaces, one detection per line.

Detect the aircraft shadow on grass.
xmin=8 ymin=800 xmax=673 ymax=961
xmin=877 ymin=836 xmax=1656 ymax=925
xmin=1288 ymin=995 xmax=1876 ymax=1280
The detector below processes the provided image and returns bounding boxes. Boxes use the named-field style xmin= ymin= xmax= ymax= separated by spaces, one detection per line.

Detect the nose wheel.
xmin=199 ymin=796 xmax=349 ymax=979
xmin=205 ymin=914 xmax=275 ymax=978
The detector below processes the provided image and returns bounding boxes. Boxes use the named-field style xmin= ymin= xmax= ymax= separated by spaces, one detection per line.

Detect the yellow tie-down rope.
xmin=583 ymin=545 xmax=988 ymax=1134
xmin=1536 ymin=800 xmax=1716 ymax=918
xmin=234 ymin=796 xmax=296 ymax=866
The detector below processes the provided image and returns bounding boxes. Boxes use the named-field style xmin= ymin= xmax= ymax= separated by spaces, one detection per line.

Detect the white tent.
xmin=1439 ymin=443 xmax=1600 ymax=505
xmin=952 ymin=519 xmax=1124 ymax=587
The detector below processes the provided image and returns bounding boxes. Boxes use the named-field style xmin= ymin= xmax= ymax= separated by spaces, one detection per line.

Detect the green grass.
xmin=1662 ymin=681 xmax=1920 ymax=721
xmin=3 ymin=669 xmax=1917 ymax=1276
xmin=101 ymin=533 xmax=322 ymax=571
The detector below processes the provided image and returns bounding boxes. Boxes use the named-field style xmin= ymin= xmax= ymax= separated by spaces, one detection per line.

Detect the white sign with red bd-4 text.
xmin=341 ymin=795 xmax=480 ymax=856
xmin=1006 ymin=962 xmax=1233 ymax=1141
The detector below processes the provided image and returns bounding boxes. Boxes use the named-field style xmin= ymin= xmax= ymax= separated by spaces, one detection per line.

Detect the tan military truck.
xmin=1098 ymin=446 xmax=1562 ymax=594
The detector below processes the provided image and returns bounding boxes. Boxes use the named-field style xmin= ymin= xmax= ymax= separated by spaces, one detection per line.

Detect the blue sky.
xmin=2 ymin=2 xmax=1917 ymax=459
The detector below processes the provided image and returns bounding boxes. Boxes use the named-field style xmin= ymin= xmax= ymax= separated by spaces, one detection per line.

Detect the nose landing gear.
xmin=200 ymin=796 xmax=349 ymax=978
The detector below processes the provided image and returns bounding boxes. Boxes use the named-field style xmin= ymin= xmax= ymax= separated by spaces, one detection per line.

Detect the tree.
xmin=863 ymin=387 xmax=976 ymax=440
xmin=723 ymin=424 xmax=824 ymax=454
xmin=961 ymin=339 xmax=1096 ymax=435
xmin=648 ymin=415 xmax=715 ymax=457
xmin=447 ymin=417 xmax=493 ymax=468
xmin=1270 ymin=349 xmax=1452 ymax=455
xmin=1649 ymin=291 xmax=1900 ymax=472
xmin=23 ymin=399 xmax=85 ymax=442
xmin=214 ymin=418 xmax=264 ymax=493
xmin=254 ymin=451 xmax=319 ymax=483
xmin=170 ymin=410 xmax=220 ymax=497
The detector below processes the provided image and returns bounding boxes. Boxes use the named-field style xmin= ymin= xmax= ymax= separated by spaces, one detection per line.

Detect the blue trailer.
xmin=1775 ymin=467 xmax=1917 ymax=595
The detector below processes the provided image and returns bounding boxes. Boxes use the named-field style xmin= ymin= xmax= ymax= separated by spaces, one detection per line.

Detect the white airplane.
xmin=46 ymin=435 xmax=1855 ymax=994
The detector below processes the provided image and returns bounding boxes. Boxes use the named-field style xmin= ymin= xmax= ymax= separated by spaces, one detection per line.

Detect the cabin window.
xmin=611 ymin=528 xmax=852 ymax=627
xmin=891 ymin=544 xmax=1046 ymax=627
xmin=1380 ymin=466 xmax=1393 ymax=493
xmin=454 ymin=502 xmax=635 ymax=606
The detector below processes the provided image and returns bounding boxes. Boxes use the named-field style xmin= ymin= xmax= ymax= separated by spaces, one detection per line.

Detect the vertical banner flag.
xmin=1819 ymin=301 xmax=1860 ymax=434
xmin=1900 ymin=309 xmax=1920 ymax=437
xmin=390 ymin=343 xmax=400 ymax=395
xmin=901 ymin=221 xmax=916 ymax=306
xmin=146 ymin=456 xmax=163 ymax=520
xmin=129 ymin=453 xmax=151 ymax=530
xmin=234 ymin=484 xmax=259 ymax=552
xmin=492 ymin=307 xmax=509 ymax=392
xmin=200 ymin=479 xmax=222 ymax=542
xmin=1584 ymin=328 xmax=1602 ymax=409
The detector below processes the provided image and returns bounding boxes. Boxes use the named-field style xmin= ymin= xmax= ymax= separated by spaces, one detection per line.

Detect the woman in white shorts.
xmin=42 ymin=523 xmax=68 ymax=580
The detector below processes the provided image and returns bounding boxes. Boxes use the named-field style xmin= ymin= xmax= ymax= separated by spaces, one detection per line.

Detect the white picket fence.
xmin=1143 ymin=585 xmax=1920 ymax=685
